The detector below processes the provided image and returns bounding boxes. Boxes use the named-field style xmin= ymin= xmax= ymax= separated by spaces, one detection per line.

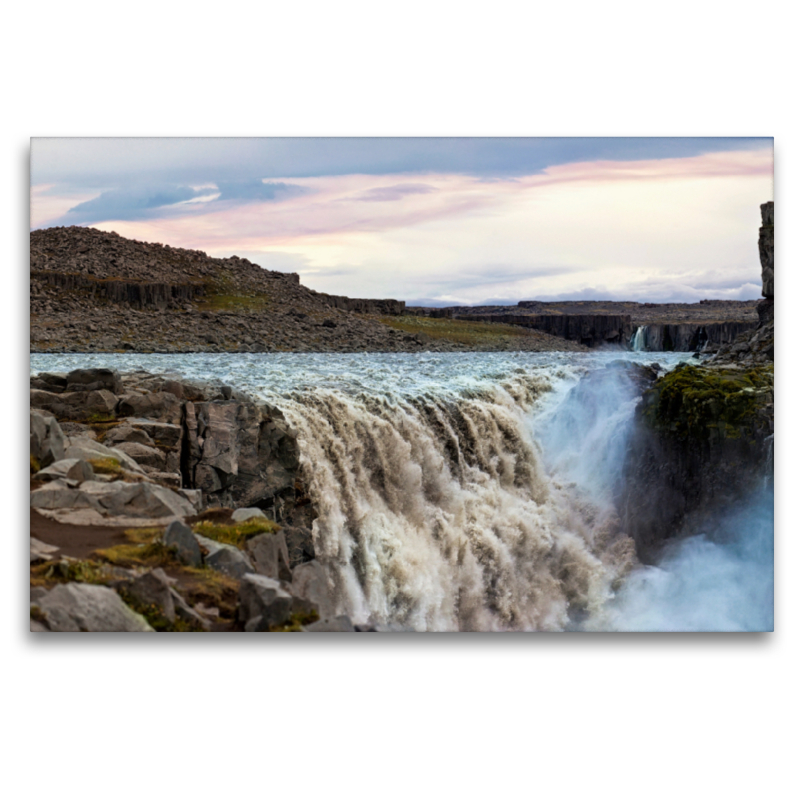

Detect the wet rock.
xmin=162 ymin=520 xmax=203 ymax=566
xmin=35 ymin=583 xmax=154 ymax=632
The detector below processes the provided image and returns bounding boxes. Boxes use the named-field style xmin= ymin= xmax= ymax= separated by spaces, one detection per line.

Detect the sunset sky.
xmin=30 ymin=137 xmax=773 ymax=305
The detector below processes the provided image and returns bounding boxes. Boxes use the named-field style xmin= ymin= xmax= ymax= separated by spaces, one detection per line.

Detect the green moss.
xmin=30 ymin=605 xmax=46 ymax=623
xmin=192 ymin=518 xmax=279 ymax=549
xmin=116 ymin=589 xmax=204 ymax=632
xmin=645 ymin=363 xmax=773 ymax=440
xmin=87 ymin=457 xmax=122 ymax=476
xmin=31 ymin=559 xmax=110 ymax=585
xmin=86 ymin=412 xmax=116 ymax=423
xmin=30 ymin=454 xmax=41 ymax=474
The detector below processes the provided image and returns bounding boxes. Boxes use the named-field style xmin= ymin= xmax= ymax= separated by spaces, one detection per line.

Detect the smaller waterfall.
xmin=630 ymin=326 xmax=648 ymax=352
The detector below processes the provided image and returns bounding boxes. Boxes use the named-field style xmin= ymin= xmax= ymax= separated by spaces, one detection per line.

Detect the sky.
xmin=30 ymin=137 xmax=773 ymax=305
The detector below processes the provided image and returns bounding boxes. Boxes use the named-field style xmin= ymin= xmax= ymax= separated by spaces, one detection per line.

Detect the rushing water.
xmin=630 ymin=326 xmax=648 ymax=351
xmin=30 ymin=351 xmax=773 ymax=632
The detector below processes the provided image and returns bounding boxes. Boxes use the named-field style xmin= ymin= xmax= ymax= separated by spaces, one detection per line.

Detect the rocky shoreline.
xmin=29 ymin=366 xmax=363 ymax=632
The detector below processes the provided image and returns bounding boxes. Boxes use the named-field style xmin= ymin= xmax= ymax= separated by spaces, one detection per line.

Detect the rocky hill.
xmin=30 ymin=226 xmax=586 ymax=354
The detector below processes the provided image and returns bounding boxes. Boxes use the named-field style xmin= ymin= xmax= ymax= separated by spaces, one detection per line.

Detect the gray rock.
xmin=65 ymin=368 xmax=123 ymax=394
xmin=117 ymin=392 xmax=182 ymax=425
xmin=283 ymin=526 xmax=315 ymax=568
xmin=177 ymin=488 xmax=203 ymax=514
xmin=291 ymin=560 xmax=335 ymax=618
xmin=30 ymin=537 xmax=59 ymax=563
xmin=113 ymin=441 xmax=167 ymax=470
xmin=30 ymin=586 xmax=50 ymax=603
xmin=238 ymin=574 xmax=293 ymax=629
xmin=30 ymin=372 xmax=67 ymax=393
xmin=122 ymin=568 xmax=175 ymax=621
xmin=245 ymin=532 xmax=292 ymax=582
xmin=31 ymin=388 xmax=119 ymax=422
xmin=169 ymin=588 xmax=211 ymax=630
xmin=103 ymin=425 xmax=155 ymax=447
xmin=231 ymin=507 xmax=267 ymax=522
xmin=36 ymin=583 xmax=154 ymax=632
xmin=30 ymin=409 xmax=65 ymax=467
xmin=34 ymin=457 xmax=94 ymax=484
xmin=195 ymin=534 xmax=254 ymax=578
xmin=303 ymin=615 xmax=355 ymax=632
xmin=30 ymin=481 xmax=103 ymax=512
xmin=126 ymin=419 xmax=182 ymax=448
xmin=84 ymin=481 xmax=197 ymax=519
xmin=64 ymin=437 xmax=143 ymax=473
xmin=163 ymin=520 xmax=202 ymax=566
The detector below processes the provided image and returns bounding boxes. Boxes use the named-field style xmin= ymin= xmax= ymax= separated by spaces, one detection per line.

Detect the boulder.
xmin=117 ymin=392 xmax=182 ymax=425
xmin=231 ymin=507 xmax=267 ymax=522
xmin=113 ymin=441 xmax=167 ymax=470
xmin=195 ymin=534 xmax=254 ymax=578
xmin=291 ymin=560 xmax=335 ymax=618
xmin=238 ymin=574 xmax=294 ymax=629
xmin=35 ymin=583 xmax=154 ymax=632
xmin=30 ymin=537 xmax=59 ymax=563
xmin=31 ymin=388 xmax=119 ymax=422
xmin=30 ymin=372 xmax=67 ymax=393
xmin=103 ymin=425 xmax=155 ymax=447
xmin=34 ymin=458 xmax=94 ymax=484
xmin=64 ymin=437 xmax=143 ymax=474
xmin=245 ymin=532 xmax=292 ymax=582
xmin=65 ymin=368 xmax=123 ymax=395
xmin=163 ymin=520 xmax=202 ymax=566
xmin=30 ymin=409 xmax=65 ymax=467
xmin=30 ymin=480 xmax=103 ymax=512
xmin=122 ymin=568 xmax=175 ymax=621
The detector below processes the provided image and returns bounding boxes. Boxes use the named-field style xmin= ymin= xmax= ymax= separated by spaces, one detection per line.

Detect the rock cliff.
xmin=620 ymin=202 xmax=775 ymax=560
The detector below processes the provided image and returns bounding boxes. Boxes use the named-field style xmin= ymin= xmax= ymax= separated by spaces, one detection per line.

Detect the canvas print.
xmin=29 ymin=137 xmax=774 ymax=632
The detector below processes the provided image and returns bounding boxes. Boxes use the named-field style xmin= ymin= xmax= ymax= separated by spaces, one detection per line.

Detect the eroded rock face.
xmin=183 ymin=399 xmax=306 ymax=522
xmin=759 ymin=201 xmax=774 ymax=299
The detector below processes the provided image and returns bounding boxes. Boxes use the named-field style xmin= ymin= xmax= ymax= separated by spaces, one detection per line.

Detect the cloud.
xmin=351 ymin=183 xmax=436 ymax=202
xmin=31 ymin=136 xmax=773 ymax=189
xmin=51 ymin=180 xmax=307 ymax=226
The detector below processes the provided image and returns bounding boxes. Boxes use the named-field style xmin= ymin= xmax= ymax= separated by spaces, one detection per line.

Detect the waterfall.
xmin=630 ymin=326 xmax=648 ymax=351
xmin=278 ymin=366 xmax=644 ymax=631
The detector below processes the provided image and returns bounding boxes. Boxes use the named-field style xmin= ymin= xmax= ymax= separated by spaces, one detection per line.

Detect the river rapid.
xmin=30 ymin=351 xmax=773 ymax=632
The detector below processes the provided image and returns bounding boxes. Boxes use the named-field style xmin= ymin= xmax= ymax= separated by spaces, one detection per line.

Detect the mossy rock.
xmin=643 ymin=363 xmax=773 ymax=441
